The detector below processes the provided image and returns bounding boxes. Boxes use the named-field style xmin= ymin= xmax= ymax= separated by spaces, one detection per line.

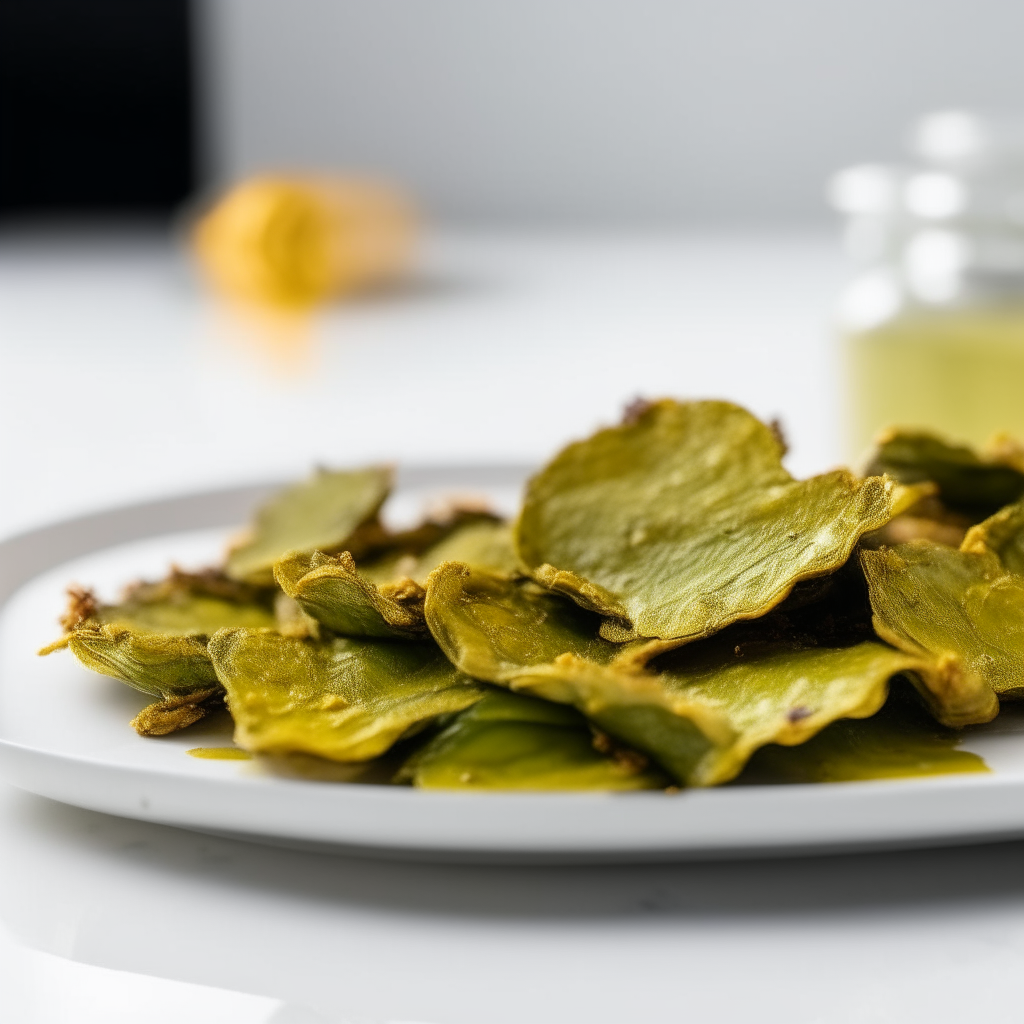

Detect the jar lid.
xmin=831 ymin=111 xmax=1024 ymax=301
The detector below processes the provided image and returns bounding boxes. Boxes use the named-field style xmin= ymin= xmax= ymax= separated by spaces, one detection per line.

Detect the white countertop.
xmin=6 ymin=227 xmax=1023 ymax=1024
xmin=0 ymin=227 xmax=845 ymax=541
xmin=5 ymin=781 xmax=1024 ymax=1024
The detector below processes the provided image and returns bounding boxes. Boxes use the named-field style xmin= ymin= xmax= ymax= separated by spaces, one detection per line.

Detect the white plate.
xmin=5 ymin=468 xmax=1024 ymax=863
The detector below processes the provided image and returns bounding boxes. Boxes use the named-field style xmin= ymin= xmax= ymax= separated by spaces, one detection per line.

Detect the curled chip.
xmin=397 ymin=690 xmax=667 ymax=790
xmin=208 ymin=628 xmax=484 ymax=761
xmin=97 ymin=571 xmax=276 ymax=636
xmin=40 ymin=624 xmax=225 ymax=737
xmin=412 ymin=519 xmax=519 ymax=582
xmin=275 ymin=549 xmax=426 ymax=639
xmin=516 ymin=399 xmax=914 ymax=642
xmin=226 ymin=466 xmax=392 ymax=584
xmin=861 ymin=540 xmax=1022 ymax=717
xmin=738 ymin=682 xmax=988 ymax=784
xmin=425 ymin=562 xmax=947 ymax=786
xmin=961 ymin=498 xmax=1024 ymax=574
xmin=38 ymin=569 xmax=277 ymax=736
xmin=43 ymin=624 xmax=219 ymax=698
xmin=864 ymin=428 xmax=1024 ymax=519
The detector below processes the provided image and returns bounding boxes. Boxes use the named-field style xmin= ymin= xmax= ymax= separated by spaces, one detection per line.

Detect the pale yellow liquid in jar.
xmin=846 ymin=307 xmax=1024 ymax=459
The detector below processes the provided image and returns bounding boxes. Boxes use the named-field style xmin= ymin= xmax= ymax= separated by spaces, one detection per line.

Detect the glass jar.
xmin=832 ymin=111 xmax=1024 ymax=460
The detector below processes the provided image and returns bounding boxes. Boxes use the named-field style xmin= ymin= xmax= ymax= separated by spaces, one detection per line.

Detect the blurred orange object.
xmin=193 ymin=176 xmax=414 ymax=308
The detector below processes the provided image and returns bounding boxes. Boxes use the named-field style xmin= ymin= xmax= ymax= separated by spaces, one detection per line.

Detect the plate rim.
xmin=5 ymin=469 xmax=1024 ymax=863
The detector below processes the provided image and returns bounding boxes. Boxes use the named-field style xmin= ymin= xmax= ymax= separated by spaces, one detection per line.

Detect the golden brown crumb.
xmin=59 ymin=585 xmax=98 ymax=632
xmin=591 ymin=727 xmax=649 ymax=774
xmin=621 ymin=397 xmax=653 ymax=426
xmin=130 ymin=689 xmax=220 ymax=736
xmin=768 ymin=417 xmax=788 ymax=456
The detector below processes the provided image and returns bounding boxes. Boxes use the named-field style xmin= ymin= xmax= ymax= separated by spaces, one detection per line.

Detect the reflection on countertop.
xmin=4 ymin=783 xmax=1024 ymax=1023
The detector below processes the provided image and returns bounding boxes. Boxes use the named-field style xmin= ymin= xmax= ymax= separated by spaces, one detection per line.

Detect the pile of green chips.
xmin=46 ymin=399 xmax=1024 ymax=789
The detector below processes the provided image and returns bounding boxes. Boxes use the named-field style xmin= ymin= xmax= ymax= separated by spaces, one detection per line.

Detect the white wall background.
xmin=203 ymin=0 xmax=1024 ymax=224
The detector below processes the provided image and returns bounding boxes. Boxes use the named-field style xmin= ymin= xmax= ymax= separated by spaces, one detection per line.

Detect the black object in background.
xmin=0 ymin=0 xmax=194 ymax=216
